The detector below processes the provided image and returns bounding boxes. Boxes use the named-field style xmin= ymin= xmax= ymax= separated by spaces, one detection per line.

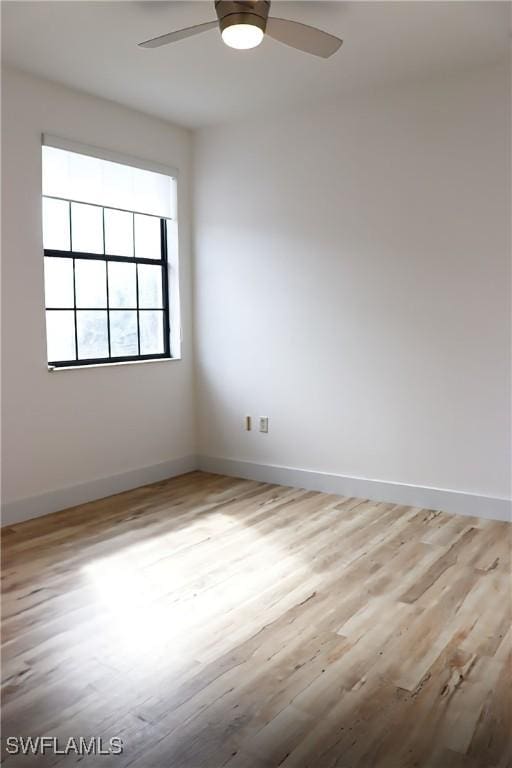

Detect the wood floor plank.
xmin=1 ymin=471 xmax=510 ymax=767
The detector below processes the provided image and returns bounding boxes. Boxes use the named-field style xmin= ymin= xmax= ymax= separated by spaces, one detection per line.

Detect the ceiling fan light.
xmin=221 ymin=23 xmax=264 ymax=50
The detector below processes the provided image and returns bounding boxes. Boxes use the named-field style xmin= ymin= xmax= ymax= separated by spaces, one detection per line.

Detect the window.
xmin=42 ymin=144 xmax=179 ymax=368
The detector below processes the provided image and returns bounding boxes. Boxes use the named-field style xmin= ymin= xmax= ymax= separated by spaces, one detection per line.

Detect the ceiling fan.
xmin=138 ymin=1 xmax=343 ymax=58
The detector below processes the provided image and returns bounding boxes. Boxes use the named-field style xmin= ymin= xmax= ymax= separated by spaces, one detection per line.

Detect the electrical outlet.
xmin=259 ymin=417 xmax=269 ymax=434
xmin=245 ymin=416 xmax=252 ymax=431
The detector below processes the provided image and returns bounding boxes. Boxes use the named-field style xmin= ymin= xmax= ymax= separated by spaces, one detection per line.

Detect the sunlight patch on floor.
xmin=81 ymin=512 xmax=305 ymax=666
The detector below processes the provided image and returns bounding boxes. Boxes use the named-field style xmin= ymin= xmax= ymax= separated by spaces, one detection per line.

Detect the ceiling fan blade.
xmin=138 ymin=20 xmax=217 ymax=49
xmin=266 ymin=17 xmax=342 ymax=58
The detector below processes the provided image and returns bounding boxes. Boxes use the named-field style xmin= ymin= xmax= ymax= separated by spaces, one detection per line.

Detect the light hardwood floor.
xmin=1 ymin=471 xmax=511 ymax=767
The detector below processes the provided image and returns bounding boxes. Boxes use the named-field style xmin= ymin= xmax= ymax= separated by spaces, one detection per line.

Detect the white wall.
xmin=194 ymin=64 xmax=511 ymax=506
xmin=2 ymin=63 xmax=510 ymax=524
xmin=1 ymin=68 xmax=195 ymax=520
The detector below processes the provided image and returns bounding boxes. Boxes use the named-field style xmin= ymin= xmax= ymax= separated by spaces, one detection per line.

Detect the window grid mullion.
xmin=134 ymin=213 xmax=141 ymax=356
xmin=68 ymin=200 xmax=73 ymax=251
xmin=43 ymin=194 xmax=173 ymax=223
xmin=103 ymin=208 xmax=112 ymax=357
xmin=44 ymin=249 xmax=162 ymax=265
xmin=160 ymin=218 xmax=171 ymax=358
xmin=47 ymin=307 xmax=155 ymax=311
xmin=48 ymin=352 xmax=169 ymax=368
xmin=72 ymin=258 xmax=78 ymax=361
xmin=46 ymin=200 xmax=171 ymax=367
xmin=136 ymin=264 xmax=141 ymax=356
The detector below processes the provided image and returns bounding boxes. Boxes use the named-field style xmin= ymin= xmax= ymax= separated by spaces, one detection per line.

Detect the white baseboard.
xmin=4 ymin=454 xmax=509 ymax=527
xmin=1 ymin=455 xmax=197 ymax=526
xmin=198 ymin=456 xmax=511 ymax=523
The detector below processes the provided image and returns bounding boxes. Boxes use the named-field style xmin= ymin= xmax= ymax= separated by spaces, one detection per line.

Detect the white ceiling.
xmin=2 ymin=1 xmax=510 ymax=128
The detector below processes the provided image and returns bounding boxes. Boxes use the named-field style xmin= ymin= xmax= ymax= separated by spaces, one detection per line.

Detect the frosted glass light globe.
xmin=222 ymin=24 xmax=264 ymax=50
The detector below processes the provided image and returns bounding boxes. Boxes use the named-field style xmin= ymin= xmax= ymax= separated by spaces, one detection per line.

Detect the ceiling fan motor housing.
xmin=215 ymin=1 xmax=271 ymax=35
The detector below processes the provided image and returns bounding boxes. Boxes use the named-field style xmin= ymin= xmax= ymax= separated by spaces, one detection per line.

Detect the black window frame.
xmin=43 ymin=196 xmax=172 ymax=368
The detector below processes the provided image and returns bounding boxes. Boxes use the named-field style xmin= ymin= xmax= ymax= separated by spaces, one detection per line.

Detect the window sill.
xmin=48 ymin=357 xmax=180 ymax=372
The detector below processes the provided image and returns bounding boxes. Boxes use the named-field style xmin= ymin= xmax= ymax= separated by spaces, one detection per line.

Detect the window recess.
xmin=41 ymin=143 xmax=179 ymax=368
